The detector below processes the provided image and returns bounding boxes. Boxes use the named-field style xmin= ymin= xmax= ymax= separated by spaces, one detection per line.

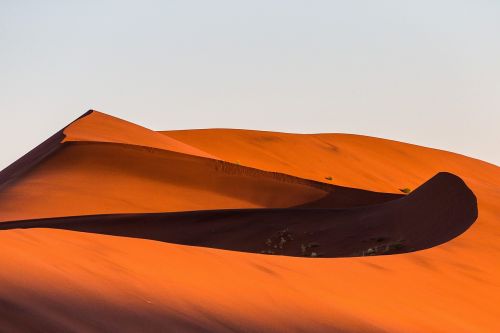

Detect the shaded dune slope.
xmin=0 ymin=110 xmax=93 ymax=190
xmin=0 ymin=172 xmax=477 ymax=257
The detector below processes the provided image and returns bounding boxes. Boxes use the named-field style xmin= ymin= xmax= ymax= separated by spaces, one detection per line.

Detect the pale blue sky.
xmin=1 ymin=0 xmax=499 ymax=168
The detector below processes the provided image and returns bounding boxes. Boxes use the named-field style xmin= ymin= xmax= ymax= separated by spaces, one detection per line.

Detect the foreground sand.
xmin=0 ymin=111 xmax=498 ymax=332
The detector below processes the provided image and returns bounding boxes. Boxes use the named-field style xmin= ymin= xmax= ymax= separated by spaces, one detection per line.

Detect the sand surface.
xmin=0 ymin=110 xmax=499 ymax=332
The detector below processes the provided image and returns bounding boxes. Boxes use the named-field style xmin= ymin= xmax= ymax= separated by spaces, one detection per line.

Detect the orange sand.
xmin=0 ymin=143 xmax=326 ymax=221
xmin=0 ymin=111 xmax=499 ymax=332
xmin=165 ymin=129 xmax=497 ymax=194
xmin=65 ymin=112 xmax=215 ymax=159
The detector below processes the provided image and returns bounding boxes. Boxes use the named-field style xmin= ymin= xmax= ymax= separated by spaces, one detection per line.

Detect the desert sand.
xmin=0 ymin=110 xmax=498 ymax=332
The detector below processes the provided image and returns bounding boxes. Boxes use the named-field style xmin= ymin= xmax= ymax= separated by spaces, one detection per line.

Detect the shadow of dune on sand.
xmin=0 ymin=172 xmax=477 ymax=258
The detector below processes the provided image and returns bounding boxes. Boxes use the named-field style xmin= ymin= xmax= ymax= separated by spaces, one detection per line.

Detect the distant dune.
xmin=0 ymin=110 xmax=498 ymax=332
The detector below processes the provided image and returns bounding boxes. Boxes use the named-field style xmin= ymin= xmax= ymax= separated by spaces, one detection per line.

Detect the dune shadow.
xmin=0 ymin=172 xmax=478 ymax=258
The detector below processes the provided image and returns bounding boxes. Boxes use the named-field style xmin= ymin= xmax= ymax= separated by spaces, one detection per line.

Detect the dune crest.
xmin=164 ymin=128 xmax=498 ymax=193
xmin=63 ymin=110 xmax=215 ymax=159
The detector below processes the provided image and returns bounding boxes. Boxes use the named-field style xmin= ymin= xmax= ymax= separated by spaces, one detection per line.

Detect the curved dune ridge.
xmin=0 ymin=110 xmax=498 ymax=332
xmin=0 ymin=172 xmax=477 ymax=258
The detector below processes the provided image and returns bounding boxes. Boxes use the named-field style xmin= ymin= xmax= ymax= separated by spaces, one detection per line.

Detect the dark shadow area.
xmin=0 ymin=172 xmax=477 ymax=258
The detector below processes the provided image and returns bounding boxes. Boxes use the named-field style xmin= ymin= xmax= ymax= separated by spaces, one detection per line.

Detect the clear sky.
xmin=1 ymin=0 xmax=499 ymax=169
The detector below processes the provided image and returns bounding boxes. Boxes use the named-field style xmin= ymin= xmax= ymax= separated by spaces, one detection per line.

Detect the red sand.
xmin=0 ymin=111 xmax=499 ymax=332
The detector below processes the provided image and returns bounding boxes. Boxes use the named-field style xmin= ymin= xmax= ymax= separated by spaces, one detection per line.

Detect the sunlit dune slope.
xmin=0 ymin=111 xmax=498 ymax=332
xmin=164 ymin=128 xmax=497 ymax=194
xmin=65 ymin=111 xmax=215 ymax=159
xmin=0 ymin=142 xmax=331 ymax=221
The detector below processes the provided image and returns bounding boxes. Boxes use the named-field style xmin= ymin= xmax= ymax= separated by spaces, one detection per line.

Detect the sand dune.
xmin=0 ymin=111 xmax=499 ymax=332
xmin=0 ymin=111 xmax=401 ymax=221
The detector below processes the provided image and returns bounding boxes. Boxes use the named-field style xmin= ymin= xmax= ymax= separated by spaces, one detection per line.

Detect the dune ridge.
xmin=63 ymin=111 xmax=216 ymax=159
xmin=164 ymin=128 xmax=498 ymax=193
xmin=0 ymin=112 xmax=404 ymax=222
xmin=0 ymin=172 xmax=477 ymax=258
